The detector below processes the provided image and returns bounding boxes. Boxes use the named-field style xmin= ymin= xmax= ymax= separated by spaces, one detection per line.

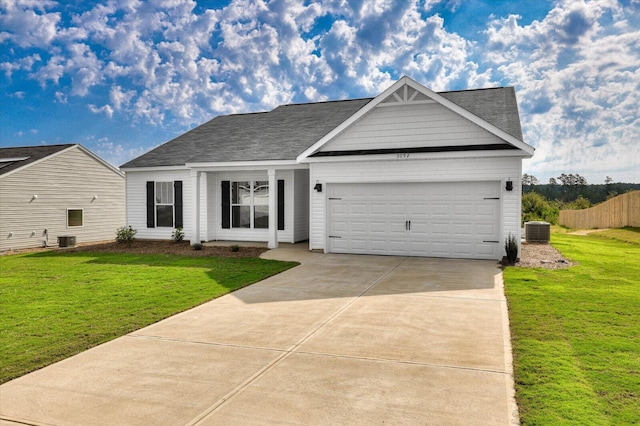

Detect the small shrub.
xmin=192 ymin=243 xmax=203 ymax=251
xmin=504 ymin=233 xmax=518 ymax=264
xmin=171 ymin=227 xmax=185 ymax=242
xmin=116 ymin=226 xmax=137 ymax=244
xmin=230 ymin=244 xmax=240 ymax=252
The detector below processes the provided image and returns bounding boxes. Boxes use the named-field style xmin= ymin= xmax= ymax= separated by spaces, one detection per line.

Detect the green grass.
xmin=504 ymin=229 xmax=640 ymax=424
xmin=589 ymin=227 xmax=640 ymax=245
xmin=0 ymin=251 xmax=297 ymax=384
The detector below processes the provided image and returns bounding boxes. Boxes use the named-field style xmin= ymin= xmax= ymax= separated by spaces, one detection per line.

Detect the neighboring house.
xmin=122 ymin=76 xmax=534 ymax=260
xmin=0 ymin=144 xmax=125 ymax=252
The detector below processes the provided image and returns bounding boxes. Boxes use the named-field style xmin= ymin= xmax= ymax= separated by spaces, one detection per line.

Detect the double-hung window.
xmin=146 ymin=181 xmax=182 ymax=229
xmin=231 ymin=180 xmax=269 ymax=229
xmin=155 ymin=182 xmax=174 ymax=227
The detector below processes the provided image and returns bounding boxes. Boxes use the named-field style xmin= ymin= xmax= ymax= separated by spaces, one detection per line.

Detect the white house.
xmin=121 ymin=77 xmax=534 ymax=260
xmin=0 ymin=144 xmax=125 ymax=252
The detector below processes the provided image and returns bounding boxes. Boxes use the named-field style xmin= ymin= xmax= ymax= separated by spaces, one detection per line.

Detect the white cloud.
xmin=88 ymin=103 xmax=114 ymax=118
xmin=483 ymin=0 xmax=640 ymax=182
xmin=54 ymin=90 xmax=67 ymax=103
xmin=94 ymin=139 xmax=157 ymax=167
xmin=0 ymin=0 xmax=60 ymax=48
xmin=1 ymin=0 xmax=638 ymax=180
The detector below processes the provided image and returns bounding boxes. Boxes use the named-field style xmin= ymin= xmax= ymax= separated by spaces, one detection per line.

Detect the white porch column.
xmin=190 ymin=170 xmax=201 ymax=245
xmin=268 ymin=168 xmax=278 ymax=249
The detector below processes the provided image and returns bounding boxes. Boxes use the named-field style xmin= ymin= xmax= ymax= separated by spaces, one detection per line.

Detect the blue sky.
xmin=1 ymin=0 xmax=639 ymax=183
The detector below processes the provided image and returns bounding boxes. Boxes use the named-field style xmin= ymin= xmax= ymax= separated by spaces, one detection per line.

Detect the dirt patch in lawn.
xmin=514 ymin=241 xmax=573 ymax=269
xmin=4 ymin=240 xmax=268 ymax=258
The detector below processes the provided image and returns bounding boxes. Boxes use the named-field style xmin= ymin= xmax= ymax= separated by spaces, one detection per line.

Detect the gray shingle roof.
xmin=0 ymin=144 xmax=74 ymax=176
xmin=439 ymin=87 xmax=524 ymax=141
xmin=121 ymin=87 xmax=523 ymax=169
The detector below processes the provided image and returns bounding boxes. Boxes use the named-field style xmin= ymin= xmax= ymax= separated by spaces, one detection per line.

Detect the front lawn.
xmin=504 ymin=229 xmax=640 ymax=424
xmin=0 ymin=250 xmax=297 ymax=384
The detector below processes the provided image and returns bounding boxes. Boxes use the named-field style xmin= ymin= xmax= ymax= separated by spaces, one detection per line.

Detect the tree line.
xmin=520 ymin=174 xmax=640 ymax=225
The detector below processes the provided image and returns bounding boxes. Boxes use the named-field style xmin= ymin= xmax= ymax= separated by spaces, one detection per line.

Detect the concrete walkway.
xmin=1 ymin=248 xmax=518 ymax=425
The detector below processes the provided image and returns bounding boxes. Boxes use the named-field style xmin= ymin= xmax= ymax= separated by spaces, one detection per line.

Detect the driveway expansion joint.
xmin=189 ymin=256 xmax=411 ymax=425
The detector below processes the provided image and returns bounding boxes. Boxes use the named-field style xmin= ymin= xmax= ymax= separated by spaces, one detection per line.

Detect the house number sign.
xmin=397 ymin=153 xmax=410 ymax=159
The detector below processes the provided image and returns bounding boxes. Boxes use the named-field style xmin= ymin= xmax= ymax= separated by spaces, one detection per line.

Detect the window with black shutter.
xmin=146 ymin=180 xmax=182 ymax=228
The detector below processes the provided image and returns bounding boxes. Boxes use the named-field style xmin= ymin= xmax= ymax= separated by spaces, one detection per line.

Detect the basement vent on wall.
xmin=525 ymin=221 xmax=551 ymax=243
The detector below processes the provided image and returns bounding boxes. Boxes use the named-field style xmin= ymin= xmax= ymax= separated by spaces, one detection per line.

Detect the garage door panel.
xmin=390 ymin=204 xmax=409 ymax=216
xmin=389 ymin=223 xmax=407 ymax=234
xmin=477 ymin=203 xmax=497 ymax=217
xmin=476 ymin=223 xmax=497 ymax=237
xmin=330 ymin=202 xmax=348 ymax=215
xmin=327 ymin=182 xmax=501 ymax=259
xmin=410 ymin=222 xmax=428 ymax=234
xmin=370 ymin=203 xmax=387 ymax=215
xmin=452 ymin=243 xmax=473 ymax=256
xmin=431 ymin=222 xmax=450 ymax=236
xmin=476 ymin=243 xmax=498 ymax=257
xmin=330 ymin=219 xmax=349 ymax=233
xmin=431 ymin=203 xmax=451 ymax=217
xmin=410 ymin=203 xmax=429 ymax=215
xmin=452 ymin=203 xmax=473 ymax=217
xmin=350 ymin=203 xmax=368 ymax=216
xmin=370 ymin=221 xmax=388 ymax=233
xmin=350 ymin=221 xmax=367 ymax=234
xmin=431 ymin=241 xmax=451 ymax=255
xmin=452 ymin=222 xmax=473 ymax=236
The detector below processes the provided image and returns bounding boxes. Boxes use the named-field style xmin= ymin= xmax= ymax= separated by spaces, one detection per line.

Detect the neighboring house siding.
xmin=309 ymin=156 xmax=521 ymax=253
xmin=293 ymin=169 xmax=309 ymax=242
xmin=125 ymin=169 xmax=192 ymax=240
xmin=0 ymin=147 xmax=125 ymax=251
xmin=320 ymin=103 xmax=503 ymax=152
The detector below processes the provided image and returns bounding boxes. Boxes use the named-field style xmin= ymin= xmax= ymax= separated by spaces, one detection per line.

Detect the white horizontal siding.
xmin=321 ymin=103 xmax=502 ymax=152
xmin=310 ymin=156 xmax=522 ymax=254
xmin=125 ymin=169 xmax=192 ymax=240
xmin=0 ymin=147 xmax=125 ymax=251
xmin=293 ymin=169 xmax=309 ymax=242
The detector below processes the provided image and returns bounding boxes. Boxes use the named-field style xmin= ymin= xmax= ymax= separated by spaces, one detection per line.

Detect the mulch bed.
xmin=6 ymin=240 xmax=268 ymax=258
xmin=5 ymin=239 xmax=572 ymax=267
xmin=512 ymin=241 xmax=573 ymax=269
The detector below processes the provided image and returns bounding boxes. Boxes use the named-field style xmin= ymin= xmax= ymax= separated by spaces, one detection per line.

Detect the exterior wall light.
xmin=506 ymin=179 xmax=513 ymax=191
xmin=314 ymin=182 xmax=323 ymax=192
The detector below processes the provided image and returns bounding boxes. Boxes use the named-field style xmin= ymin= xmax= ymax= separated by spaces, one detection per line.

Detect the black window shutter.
xmin=174 ymin=181 xmax=183 ymax=228
xmin=277 ymin=179 xmax=285 ymax=231
xmin=221 ymin=181 xmax=230 ymax=229
xmin=146 ymin=181 xmax=155 ymax=228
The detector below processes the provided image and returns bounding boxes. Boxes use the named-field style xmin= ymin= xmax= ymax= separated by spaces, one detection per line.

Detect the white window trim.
xmin=67 ymin=208 xmax=84 ymax=228
xmin=155 ymin=181 xmax=175 ymax=228
xmin=231 ymin=180 xmax=269 ymax=229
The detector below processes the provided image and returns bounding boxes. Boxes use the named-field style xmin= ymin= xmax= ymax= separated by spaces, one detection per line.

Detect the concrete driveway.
xmin=0 ymin=250 xmax=518 ymax=425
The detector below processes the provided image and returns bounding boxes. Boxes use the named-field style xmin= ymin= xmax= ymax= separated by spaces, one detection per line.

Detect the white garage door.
xmin=327 ymin=181 xmax=501 ymax=259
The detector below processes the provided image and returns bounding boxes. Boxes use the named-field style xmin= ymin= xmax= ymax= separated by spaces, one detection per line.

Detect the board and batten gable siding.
xmin=125 ymin=169 xmax=193 ymax=240
xmin=309 ymin=156 xmax=522 ymax=257
xmin=0 ymin=146 xmax=125 ymax=251
xmin=319 ymin=102 xmax=504 ymax=153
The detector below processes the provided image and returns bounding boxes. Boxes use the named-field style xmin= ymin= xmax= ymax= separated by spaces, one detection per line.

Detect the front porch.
xmin=189 ymin=167 xmax=309 ymax=249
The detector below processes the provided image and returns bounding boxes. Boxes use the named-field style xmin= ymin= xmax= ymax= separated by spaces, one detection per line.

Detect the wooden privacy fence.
xmin=559 ymin=190 xmax=640 ymax=229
